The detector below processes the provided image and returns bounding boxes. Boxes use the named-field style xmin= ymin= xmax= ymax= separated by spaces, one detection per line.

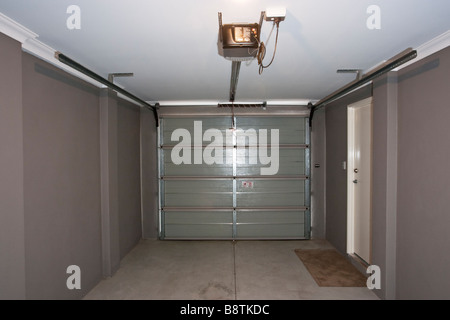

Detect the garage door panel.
xmin=236 ymin=117 xmax=306 ymax=145
xmin=236 ymin=179 xmax=306 ymax=207
xmin=163 ymin=149 xmax=233 ymax=176
xmin=165 ymin=224 xmax=233 ymax=239
xmin=236 ymin=148 xmax=306 ymax=176
xmin=165 ymin=211 xmax=233 ymax=224
xmin=236 ymin=224 xmax=305 ymax=239
xmin=236 ymin=192 xmax=305 ymax=207
xmin=159 ymin=116 xmax=310 ymax=240
xmin=164 ymin=180 xmax=233 ymax=207
xmin=237 ymin=210 xmax=305 ymax=224
xmin=163 ymin=117 xmax=233 ymax=146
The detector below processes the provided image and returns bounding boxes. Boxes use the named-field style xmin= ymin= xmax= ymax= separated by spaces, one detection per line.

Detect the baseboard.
xmin=347 ymin=253 xmax=369 ymax=277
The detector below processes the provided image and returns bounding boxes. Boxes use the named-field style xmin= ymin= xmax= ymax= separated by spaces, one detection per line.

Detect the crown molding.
xmin=0 ymin=12 xmax=37 ymax=43
xmin=394 ymin=30 xmax=450 ymax=71
xmin=0 ymin=12 xmax=106 ymax=88
xmin=22 ymin=38 xmax=106 ymax=88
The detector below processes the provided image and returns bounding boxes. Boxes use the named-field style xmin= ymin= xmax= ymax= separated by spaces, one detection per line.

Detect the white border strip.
xmin=393 ymin=30 xmax=450 ymax=71
xmin=0 ymin=12 xmax=37 ymax=43
xmin=0 ymin=12 xmax=106 ymax=88
xmin=22 ymin=38 xmax=106 ymax=88
xmin=152 ymin=100 xmax=313 ymax=107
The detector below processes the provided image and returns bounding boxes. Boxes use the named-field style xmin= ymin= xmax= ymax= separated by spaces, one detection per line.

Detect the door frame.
xmin=157 ymin=115 xmax=311 ymax=240
xmin=347 ymin=97 xmax=373 ymax=262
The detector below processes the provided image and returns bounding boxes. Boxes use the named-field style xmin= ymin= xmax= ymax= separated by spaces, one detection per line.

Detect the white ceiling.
xmin=1 ymin=0 xmax=449 ymax=104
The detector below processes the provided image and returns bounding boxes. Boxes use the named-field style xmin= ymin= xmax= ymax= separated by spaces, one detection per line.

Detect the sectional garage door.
xmin=158 ymin=116 xmax=310 ymax=240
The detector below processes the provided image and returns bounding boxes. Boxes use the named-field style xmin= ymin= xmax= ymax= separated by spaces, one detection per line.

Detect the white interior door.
xmin=348 ymin=98 xmax=372 ymax=264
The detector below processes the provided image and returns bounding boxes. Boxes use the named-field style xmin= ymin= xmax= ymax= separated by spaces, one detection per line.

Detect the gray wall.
xmin=0 ymin=31 xmax=157 ymax=299
xmin=395 ymin=47 xmax=450 ymax=299
xmin=117 ymin=99 xmax=142 ymax=258
xmin=311 ymin=108 xmax=326 ymax=239
xmin=0 ymin=32 xmax=26 ymax=299
xmin=324 ymin=46 xmax=450 ymax=299
xmin=99 ymin=89 xmax=120 ymax=277
xmin=325 ymin=86 xmax=372 ymax=254
xmin=372 ymin=72 xmax=399 ymax=300
xmin=22 ymin=52 xmax=102 ymax=299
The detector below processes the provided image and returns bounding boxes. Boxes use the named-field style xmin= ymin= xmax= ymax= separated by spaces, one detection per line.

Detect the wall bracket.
xmin=55 ymin=52 xmax=160 ymax=127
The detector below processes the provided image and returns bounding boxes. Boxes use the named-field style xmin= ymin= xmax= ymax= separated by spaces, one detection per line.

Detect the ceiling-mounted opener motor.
xmin=218 ymin=8 xmax=286 ymax=62
xmin=218 ymin=12 xmax=263 ymax=102
xmin=218 ymin=12 xmax=262 ymax=62
xmin=218 ymin=9 xmax=286 ymax=102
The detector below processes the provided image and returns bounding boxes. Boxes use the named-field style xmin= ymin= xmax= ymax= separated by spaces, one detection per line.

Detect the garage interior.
xmin=1 ymin=1 xmax=450 ymax=300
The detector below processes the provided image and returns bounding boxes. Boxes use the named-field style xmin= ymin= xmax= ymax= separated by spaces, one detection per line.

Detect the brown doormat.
xmin=295 ymin=249 xmax=367 ymax=287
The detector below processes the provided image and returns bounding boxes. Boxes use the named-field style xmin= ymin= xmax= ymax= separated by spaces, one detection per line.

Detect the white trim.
xmin=394 ymin=30 xmax=450 ymax=71
xmin=0 ymin=12 xmax=106 ymax=88
xmin=22 ymin=38 xmax=106 ymax=88
xmin=347 ymin=97 xmax=373 ymax=257
xmin=362 ymin=30 xmax=450 ymax=74
xmin=116 ymin=93 xmax=143 ymax=106
xmin=153 ymin=99 xmax=313 ymax=107
xmin=0 ymin=12 xmax=37 ymax=43
xmin=347 ymin=107 xmax=356 ymax=255
xmin=153 ymin=100 xmax=223 ymax=107
xmin=266 ymin=100 xmax=314 ymax=106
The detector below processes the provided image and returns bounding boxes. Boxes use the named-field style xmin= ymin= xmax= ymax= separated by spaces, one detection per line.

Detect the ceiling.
xmin=1 ymin=0 xmax=449 ymax=105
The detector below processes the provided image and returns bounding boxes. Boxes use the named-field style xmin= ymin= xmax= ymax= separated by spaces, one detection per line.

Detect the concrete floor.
xmin=84 ymin=239 xmax=379 ymax=300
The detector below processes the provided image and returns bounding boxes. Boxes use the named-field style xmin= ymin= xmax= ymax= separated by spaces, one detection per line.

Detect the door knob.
xmin=354 ymin=168 xmax=359 ymax=173
xmin=353 ymin=179 xmax=358 ymax=184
